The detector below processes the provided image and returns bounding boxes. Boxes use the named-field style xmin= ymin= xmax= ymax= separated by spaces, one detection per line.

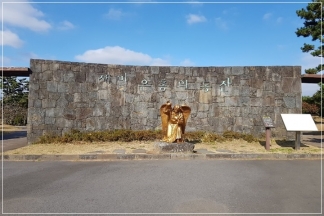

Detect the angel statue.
xmin=160 ymin=101 xmax=191 ymax=143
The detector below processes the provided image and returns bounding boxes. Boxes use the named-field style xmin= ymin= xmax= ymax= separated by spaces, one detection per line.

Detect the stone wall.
xmin=27 ymin=59 xmax=302 ymax=144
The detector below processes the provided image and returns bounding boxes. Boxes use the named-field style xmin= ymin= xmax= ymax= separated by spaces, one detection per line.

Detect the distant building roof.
xmin=301 ymin=74 xmax=323 ymax=84
xmin=1 ymin=67 xmax=32 ymax=77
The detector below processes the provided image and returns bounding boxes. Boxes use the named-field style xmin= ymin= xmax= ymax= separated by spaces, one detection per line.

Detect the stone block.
xmin=93 ymin=106 xmax=105 ymax=117
xmin=63 ymin=70 xmax=75 ymax=83
xmin=48 ymin=92 xmax=61 ymax=101
xmin=45 ymin=117 xmax=55 ymax=124
xmin=63 ymin=108 xmax=76 ymax=120
xmin=263 ymin=95 xmax=275 ymax=107
xmin=214 ymin=96 xmax=225 ymax=103
xmin=272 ymin=73 xmax=281 ymax=82
xmin=251 ymin=78 xmax=264 ymax=89
xmin=283 ymin=97 xmax=296 ymax=108
xmin=251 ymin=98 xmax=262 ymax=107
xmin=225 ymin=97 xmax=238 ymax=106
xmin=57 ymin=82 xmax=69 ymax=93
xmin=34 ymin=99 xmax=42 ymax=108
xmin=42 ymin=99 xmax=56 ymax=108
xmin=76 ymin=108 xmax=92 ymax=119
xmin=198 ymin=103 xmax=209 ymax=112
xmin=45 ymin=108 xmax=55 ymax=117
xmin=263 ymin=82 xmax=274 ymax=92
xmin=29 ymin=83 xmax=39 ymax=91
xmin=231 ymin=67 xmax=244 ymax=75
xmin=150 ymin=66 xmax=159 ymax=74
xmin=56 ymin=94 xmax=69 ymax=107
xmin=53 ymin=70 xmax=64 ymax=82
xmin=281 ymin=67 xmax=294 ymax=77
xmin=154 ymin=141 xmax=195 ymax=153
xmin=75 ymin=71 xmax=86 ymax=83
xmin=281 ymin=78 xmax=293 ymax=93
xmin=47 ymin=81 xmax=58 ymax=92
xmin=239 ymin=97 xmax=250 ymax=107
xmin=71 ymin=63 xmax=80 ymax=72
xmin=185 ymin=67 xmax=192 ymax=76
xmin=293 ymin=66 xmax=301 ymax=78
xmin=50 ymin=63 xmax=60 ymax=71
xmin=41 ymin=63 xmax=49 ymax=72
xmin=38 ymin=88 xmax=49 ymax=99
xmin=41 ymin=70 xmax=53 ymax=81
xmin=56 ymin=118 xmax=73 ymax=128
xmin=199 ymin=90 xmax=212 ymax=103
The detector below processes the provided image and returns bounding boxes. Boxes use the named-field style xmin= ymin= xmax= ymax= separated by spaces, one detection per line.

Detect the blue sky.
xmin=1 ymin=0 xmax=322 ymax=96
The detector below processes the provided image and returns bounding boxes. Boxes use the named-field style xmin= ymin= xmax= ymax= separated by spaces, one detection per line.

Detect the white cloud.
xmin=263 ymin=13 xmax=272 ymax=20
xmin=19 ymin=52 xmax=39 ymax=61
xmin=186 ymin=14 xmax=207 ymax=24
xmin=1 ymin=30 xmax=24 ymax=48
xmin=300 ymin=53 xmax=322 ymax=74
xmin=180 ymin=59 xmax=195 ymax=66
xmin=75 ymin=46 xmax=170 ymax=66
xmin=57 ymin=20 xmax=75 ymax=30
xmin=276 ymin=17 xmax=283 ymax=23
xmin=105 ymin=8 xmax=126 ymax=20
xmin=215 ymin=17 xmax=228 ymax=30
xmin=1 ymin=1 xmax=51 ymax=32
xmin=302 ymin=83 xmax=320 ymax=96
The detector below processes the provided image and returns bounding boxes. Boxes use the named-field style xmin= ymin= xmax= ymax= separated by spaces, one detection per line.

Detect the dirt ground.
xmin=2 ymin=117 xmax=323 ymax=155
xmin=4 ymin=139 xmax=322 ymax=155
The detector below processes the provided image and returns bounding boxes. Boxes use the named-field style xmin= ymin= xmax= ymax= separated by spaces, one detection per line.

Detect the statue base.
xmin=154 ymin=141 xmax=195 ymax=153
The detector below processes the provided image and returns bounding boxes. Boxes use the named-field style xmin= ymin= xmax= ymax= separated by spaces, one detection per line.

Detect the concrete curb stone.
xmin=1 ymin=153 xmax=322 ymax=161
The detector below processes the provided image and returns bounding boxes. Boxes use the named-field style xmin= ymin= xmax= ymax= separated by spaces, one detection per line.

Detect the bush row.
xmin=34 ymin=129 xmax=259 ymax=144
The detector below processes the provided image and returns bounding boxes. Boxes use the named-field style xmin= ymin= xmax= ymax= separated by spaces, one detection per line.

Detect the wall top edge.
xmin=30 ymin=59 xmax=301 ymax=68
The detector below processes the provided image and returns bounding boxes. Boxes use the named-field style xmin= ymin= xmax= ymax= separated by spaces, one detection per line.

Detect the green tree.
xmin=1 ymin=77 xmax=29 ymax=125
xmin=302 ymin=82 xmax=324 ymax=116
xmin=1 ymin=77 xmax=29 ymax=108
xmin=311 ymin=82 xmax=324 ymax=116
xmin=296 ymin=0 xmax=324 ymax=74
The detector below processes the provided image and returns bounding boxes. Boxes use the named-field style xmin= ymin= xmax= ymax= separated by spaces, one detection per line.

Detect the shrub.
xmin=201 ymin=133 xmax=226 ymax=143
xmin=184 ymin=131 xmax=205 ymax=142
xmin=222 ymin=130 xmax=242 ymax=140
xmin=34 ymin=129 xmax=260 ymax=144
xmin=302 ymin=102 xmax=319 ymax=115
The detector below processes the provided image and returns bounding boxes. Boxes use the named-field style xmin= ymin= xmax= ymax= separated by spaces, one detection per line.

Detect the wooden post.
xmin=265 ymin=127 xmax=271 ymax=151
xmin=295 ymin=131 xmax=301 ymax=150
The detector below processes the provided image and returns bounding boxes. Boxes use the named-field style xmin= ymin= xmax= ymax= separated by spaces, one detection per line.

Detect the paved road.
xmin=2 ymin=130 xmax=27 ymax=152
xmin=2 ymin=160 xmax=322 ymax=214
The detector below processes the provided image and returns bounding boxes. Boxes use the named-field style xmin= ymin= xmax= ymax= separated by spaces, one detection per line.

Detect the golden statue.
xmin=160 ymin=101 xmax=191 ymax=143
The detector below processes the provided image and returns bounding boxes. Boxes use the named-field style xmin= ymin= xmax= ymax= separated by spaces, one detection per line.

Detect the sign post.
xmin=262 ymin=116 xmax=275 ymax=150
xmin=281 ymin=114 xmax=318 ymax=150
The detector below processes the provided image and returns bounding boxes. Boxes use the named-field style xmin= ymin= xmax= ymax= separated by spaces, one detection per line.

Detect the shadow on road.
xmin=3 ymin=131 xmax=27 ymax=140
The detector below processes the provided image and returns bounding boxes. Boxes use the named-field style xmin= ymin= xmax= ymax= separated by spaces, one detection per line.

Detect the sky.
xmin=1 ymin=0 xmax=323 ymax=96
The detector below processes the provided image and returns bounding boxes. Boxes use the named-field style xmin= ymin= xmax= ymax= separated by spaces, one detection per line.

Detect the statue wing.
xmin=160 ymin=102 xmax=172 ymax=137
xmin=180 ymin=105 xmax=191 ymax=134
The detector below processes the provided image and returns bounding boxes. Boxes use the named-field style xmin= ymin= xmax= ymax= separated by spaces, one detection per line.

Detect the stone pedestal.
xmin=154 ymin=141 xmax=195 ymax=153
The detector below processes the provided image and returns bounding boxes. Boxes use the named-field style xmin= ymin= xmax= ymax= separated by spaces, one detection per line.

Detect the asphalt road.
xmin=2 ymin=160 xmax=322 ymax=214
xmin=2 ymin=130 xmax=28 ymax=152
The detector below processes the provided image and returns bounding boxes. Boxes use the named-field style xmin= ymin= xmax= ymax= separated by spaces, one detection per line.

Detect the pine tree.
xmin=1 ymin=77 xmax=29 ymax=125
xmin=296 ymin=0 xmax=324 ymax=74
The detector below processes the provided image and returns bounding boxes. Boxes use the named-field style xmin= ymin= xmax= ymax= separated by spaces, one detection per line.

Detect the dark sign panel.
xmin=262 ymin=116 xmax=275 ymax=128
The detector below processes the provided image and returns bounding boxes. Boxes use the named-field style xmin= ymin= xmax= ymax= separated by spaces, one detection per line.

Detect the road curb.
xmin=1 ymin=153 xmax=322 ymax=161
